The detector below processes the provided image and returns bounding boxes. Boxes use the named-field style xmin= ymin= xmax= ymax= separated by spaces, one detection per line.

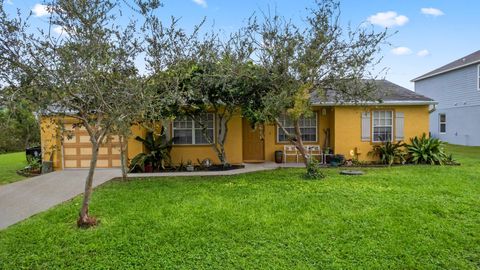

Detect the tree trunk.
xmin=119 ymin=136 xmax=127 ymax=180
xmin=78 ymin=141 xmax=99 ymax=227
xmin=293 ymin=119 xmax=309 ymax=166
xmin=214 ymin=116 xmax=229 ymax=167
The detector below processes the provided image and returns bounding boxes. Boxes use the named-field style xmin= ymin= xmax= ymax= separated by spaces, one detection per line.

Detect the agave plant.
xmin=369 ymin=140 xmax=406 ymax=166
xmin=129 ymin=128 xmax=174 ymax=172
xmin=405 ymin=133 xmax=448 ymax=165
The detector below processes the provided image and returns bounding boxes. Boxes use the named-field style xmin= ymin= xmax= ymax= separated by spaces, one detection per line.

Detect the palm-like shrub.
xmin=405 ymin=133 xmax=448 ymax=165
xmin=369 ymin=141 xmax=405 ymax=166
xmin=129 ymin=128 xmax=174 ymax=172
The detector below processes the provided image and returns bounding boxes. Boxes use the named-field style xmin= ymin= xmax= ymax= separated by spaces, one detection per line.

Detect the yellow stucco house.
xmin=40 ymin=80 xmax=435 ymax=170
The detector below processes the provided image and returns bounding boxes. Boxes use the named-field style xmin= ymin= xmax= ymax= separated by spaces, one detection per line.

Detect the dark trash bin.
xmin=26 ymin=146 xmax=42 ymax=162
xmin=275 ymin=150 xmax=283 ymax=163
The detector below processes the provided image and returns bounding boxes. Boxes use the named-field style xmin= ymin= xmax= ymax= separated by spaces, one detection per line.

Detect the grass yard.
xmin=0 ymin=145 xmax=479 ymax=269
xmin=0 ymin=152 xmax=26 ymax=185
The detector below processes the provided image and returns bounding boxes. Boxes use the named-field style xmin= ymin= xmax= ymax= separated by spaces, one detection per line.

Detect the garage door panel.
xmin=80 ymin=148 xmax=92 ymax=155
xmin=64 ymin=136 xmax=77 ymax=144
xmin=79 ymin=136 xmax=91 ymax=143
xmin=111 ymin=159 xmax=121 ymax=167
xmin=64 ymin=160 xmax=78 ymax=168
xmin=64 ymin=148 xmax=77 ymax=155
xmin=96 ymin=160 xmax=109 ymax=168
xmin=80 ymin=160 xmax=91 ymax=167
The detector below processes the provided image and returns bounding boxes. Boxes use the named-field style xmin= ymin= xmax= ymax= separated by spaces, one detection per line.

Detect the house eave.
xmin=312 ymin=100 xmax=437 ymax=107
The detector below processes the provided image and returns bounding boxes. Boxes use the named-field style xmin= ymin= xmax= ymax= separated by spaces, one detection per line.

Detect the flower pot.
xmin=144 ymin=164 xmax=153 ymax=173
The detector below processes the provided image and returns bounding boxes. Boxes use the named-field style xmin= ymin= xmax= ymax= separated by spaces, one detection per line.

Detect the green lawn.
xmin=0 ymin=146 xmax=479 ymax=269
xmin=0 ymin=152 xmax=26 ymax=185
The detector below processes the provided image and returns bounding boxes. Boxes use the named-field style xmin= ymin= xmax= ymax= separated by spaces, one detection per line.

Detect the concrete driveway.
xmin=0 ymin=169 xmax=121 ymax=230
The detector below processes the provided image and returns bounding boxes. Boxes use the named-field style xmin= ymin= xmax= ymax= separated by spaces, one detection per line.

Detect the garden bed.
xmin=130 ymin=164 xmax=245 ymax=174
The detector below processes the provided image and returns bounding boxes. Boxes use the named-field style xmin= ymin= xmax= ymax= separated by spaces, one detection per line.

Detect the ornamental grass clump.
xmin=368 ymin=141 xmax=406 ymax=166
xmin=405 ymin=133 xmax=449 ymax=165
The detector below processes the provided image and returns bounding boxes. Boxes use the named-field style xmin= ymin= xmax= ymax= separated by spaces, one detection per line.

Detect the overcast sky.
xmin=5 ymin=0 xmax=480 ymax=90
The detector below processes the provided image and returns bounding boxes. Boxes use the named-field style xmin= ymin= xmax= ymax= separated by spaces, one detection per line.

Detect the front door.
xmin=242 ymin=119 xmax=265 ymax=162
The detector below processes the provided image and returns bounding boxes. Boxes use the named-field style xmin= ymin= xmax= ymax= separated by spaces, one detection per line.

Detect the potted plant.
xmin=129 ymin=128 xmax=174 ymax=173
xmin=186 ymin=160 xmax=194 ymax=172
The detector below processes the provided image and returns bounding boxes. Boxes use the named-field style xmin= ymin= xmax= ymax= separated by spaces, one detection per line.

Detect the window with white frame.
xmin=277 ymin=113 xmax=317 ymax=142
xmin=439 ymin=113 xmax=446 ymax=134
xmin=172 ymin=114 xmax=215 ymax=145
xmin=372 ymin=110 xmax=393 ymax=142
xmin=477 ymin=64 xmax=480 ymax=91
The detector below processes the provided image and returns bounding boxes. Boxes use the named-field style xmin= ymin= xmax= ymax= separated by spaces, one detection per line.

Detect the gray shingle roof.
xmin=412 ymin=50 xmax=480 ymax=82
xmin=310 ymin=80 xmax=434 ymax=105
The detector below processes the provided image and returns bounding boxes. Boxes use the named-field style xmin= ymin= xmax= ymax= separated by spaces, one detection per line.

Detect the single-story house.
xmin=40 ymin=80 xmax=435 ymax=170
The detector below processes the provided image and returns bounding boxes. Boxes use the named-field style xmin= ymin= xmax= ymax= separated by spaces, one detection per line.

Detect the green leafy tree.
xmin=0 ymin=0 xmax=160 ymax=227
xmin=246 ymin=0 xmax=388 ymax=167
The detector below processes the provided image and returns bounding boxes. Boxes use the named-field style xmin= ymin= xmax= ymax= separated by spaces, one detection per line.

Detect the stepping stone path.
xmin=340 ymin=170 xmax=365 ymax=176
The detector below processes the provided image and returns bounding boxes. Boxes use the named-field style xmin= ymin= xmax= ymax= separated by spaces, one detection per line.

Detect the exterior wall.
xmin=263 ymin=107 xmax=334 ymax=162
xmin=128 ymin=124 xmax=146 ymax=160
xmin=41 ymin=105 xmax=431 ymax=169
xmin=333 ymin=105 xmax=430 ymax=161
xmin=429 ymin=106 xmax=480 ymax=146
xmin=167 ymin=115 xmax=244 ymax=165
xmin=40 ymin=117 xmax=63 ymax=169
xmin=415 ymin=64 xmax=480 ymax=109
xmin=415 ymin=64 xmax=480 ymax=146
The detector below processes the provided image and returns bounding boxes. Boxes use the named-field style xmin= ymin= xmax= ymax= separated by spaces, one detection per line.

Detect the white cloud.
xmin=192 ymin=0 xmax=207 ymax=8
xmin=5 ymin=0 xmax=13 ymax=5
xmin=367 ymin=11 xmax=409 ymax=28
xmin=417 ymin=49 xmax=430 ymax=57
xmin=391 ymin=47 xmax=412 ymax=56
xmin=53 ymin=26 xmax=64 ymax=35
xmin=32 ymin=4 xmax=50 ymax=17
xmin=421 ymin=8 xmax=444 ymax=17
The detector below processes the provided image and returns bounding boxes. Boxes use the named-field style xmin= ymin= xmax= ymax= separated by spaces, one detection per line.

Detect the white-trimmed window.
xmin=172 ymin=114 xmax=215 ymax=145
xmin=439 ymin=113 xmax=446 ymax=134
xmin=477 ymin=64 xmax=480 ymax=91
xmin=372 ymin=110 xmax=393 ymax=142
xmin=277 ymin=113 xmax=317 ymax=142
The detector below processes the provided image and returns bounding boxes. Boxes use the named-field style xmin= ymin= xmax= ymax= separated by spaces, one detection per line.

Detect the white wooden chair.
xmin=284 ymin=145 xmax=298 ymax=163
xmin=305 ymin=145 xmax=322 ymax=161
xmin=284 ymin=145 xmax=322 ymax=163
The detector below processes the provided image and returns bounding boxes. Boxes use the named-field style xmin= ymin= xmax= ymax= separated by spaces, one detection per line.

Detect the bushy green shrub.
xmin=405 ymin=133 xmax=448 ymax=165
xmin=369 ymin=141 xmax=405 ymax=166
xmin=304 ymin=158 xmax=325 ymax=179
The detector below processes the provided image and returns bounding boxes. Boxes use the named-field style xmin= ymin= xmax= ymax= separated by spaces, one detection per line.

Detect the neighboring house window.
xmin=277 ymin=113 xmax=317 ymax=142
xmin=172 ymin=114 xmax=215 ymax=145
xmin=372 ymin=110 xmax=393 ymax=142
xmin=439 ymin=113 xmax=446 ymax=134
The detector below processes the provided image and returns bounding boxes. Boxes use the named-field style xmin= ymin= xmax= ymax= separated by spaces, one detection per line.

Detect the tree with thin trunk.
xmin=245 ymin=0 xmax=388 ymax=168
xmin=145 ymin=17 xmax=259 ymax=166
xmin=0 ymin=0 xmax=159 ymax=227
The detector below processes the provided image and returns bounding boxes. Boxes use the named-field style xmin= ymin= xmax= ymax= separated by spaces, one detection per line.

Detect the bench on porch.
xmin=283 ymin=145 xmax=322 ymax=163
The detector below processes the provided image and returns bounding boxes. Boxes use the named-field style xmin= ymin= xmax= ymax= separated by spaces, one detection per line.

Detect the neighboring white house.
xmin=412 ymin=50 xmax=480 ymax=146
